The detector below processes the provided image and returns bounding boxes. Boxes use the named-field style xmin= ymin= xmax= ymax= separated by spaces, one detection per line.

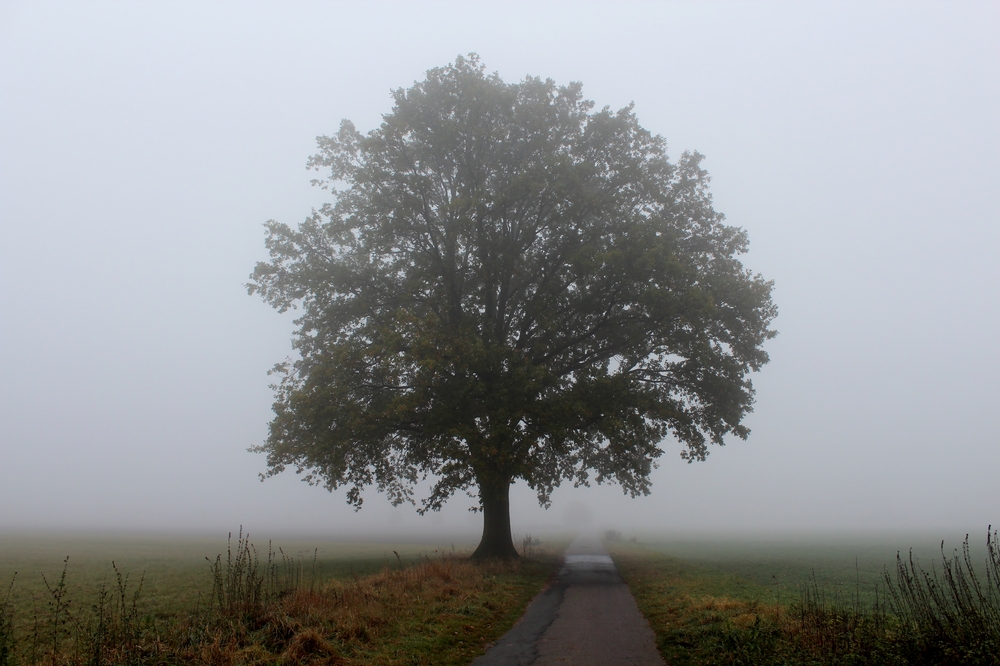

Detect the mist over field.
xmin=1 ymin=1 xmax=997 ymax=541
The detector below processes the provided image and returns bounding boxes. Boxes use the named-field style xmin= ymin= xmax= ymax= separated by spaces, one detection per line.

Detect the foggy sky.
xmin=1 ymin=1 xmax=998 ymax=538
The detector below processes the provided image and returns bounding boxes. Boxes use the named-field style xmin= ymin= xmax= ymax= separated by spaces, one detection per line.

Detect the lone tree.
xmin=249 ymin=55 xmax=777 ymax=559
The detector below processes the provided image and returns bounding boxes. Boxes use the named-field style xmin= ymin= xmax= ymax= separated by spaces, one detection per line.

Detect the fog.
xmin=1 ymin=1 xmax=997 ymax=540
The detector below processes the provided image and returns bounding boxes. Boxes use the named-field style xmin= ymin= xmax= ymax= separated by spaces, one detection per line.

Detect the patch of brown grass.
xmin=176 ymin=554 xmax=556 ymax=666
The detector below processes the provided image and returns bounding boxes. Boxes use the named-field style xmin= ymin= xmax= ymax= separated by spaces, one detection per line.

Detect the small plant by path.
xmin=40 ymin=557 xmax=72 ymax=662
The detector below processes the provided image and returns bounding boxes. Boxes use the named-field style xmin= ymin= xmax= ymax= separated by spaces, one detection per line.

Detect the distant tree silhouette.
xmin=249 ymin=55 xmax=777 ymax=558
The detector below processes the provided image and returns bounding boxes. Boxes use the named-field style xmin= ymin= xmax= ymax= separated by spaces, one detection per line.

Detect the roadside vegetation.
xmin=609 ymin=529 xmax=1000 ymax=665
xmin=0 ymin=530 xmax=560 ymax=665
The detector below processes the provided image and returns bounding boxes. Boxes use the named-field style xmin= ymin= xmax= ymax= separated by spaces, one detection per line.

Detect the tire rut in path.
xmin=473 ymin=535 xmax=665 ymax=665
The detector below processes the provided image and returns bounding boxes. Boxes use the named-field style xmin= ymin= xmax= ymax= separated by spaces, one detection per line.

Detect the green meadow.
xmin=0 ymin=532 xmax=482 ymax=623
xmin=0 ymin=530 xmax=568 ymax=665
xmin=4 ymin=528 xmax=1000 ymax=664
xmin=630 ymin=530 xmax=983 ymax=606
xmin=609 ymin=528 xmax=1000 ymax=665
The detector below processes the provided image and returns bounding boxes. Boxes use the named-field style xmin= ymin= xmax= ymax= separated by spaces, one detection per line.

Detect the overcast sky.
xmin=1 ymin=1 xmax=997 ymax=540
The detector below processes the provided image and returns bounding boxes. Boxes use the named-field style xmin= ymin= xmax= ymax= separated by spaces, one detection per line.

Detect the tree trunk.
xmin=471 ymin=477 xmax=519 ymax=559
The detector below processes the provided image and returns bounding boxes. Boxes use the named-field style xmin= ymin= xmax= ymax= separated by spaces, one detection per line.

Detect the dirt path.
xmin=472 ymin=535 xmax=665 ymax=665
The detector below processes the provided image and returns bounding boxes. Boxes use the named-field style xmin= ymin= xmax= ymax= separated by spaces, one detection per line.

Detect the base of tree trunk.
xmin=471 ymin=533 xmax=520 ymax=560
xmin=471 ymin=478 xmax=520 ymax=560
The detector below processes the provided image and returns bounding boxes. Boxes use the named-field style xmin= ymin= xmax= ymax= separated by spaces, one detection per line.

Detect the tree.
xmin=248 ymin=55 xmax=777 ymax=559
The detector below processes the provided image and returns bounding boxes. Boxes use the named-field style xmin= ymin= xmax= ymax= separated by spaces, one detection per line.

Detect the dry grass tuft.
xmin=290 ymin=557 xmax=517 ymax=650
xmin=282 ymin=629 xmax=341 ymax=665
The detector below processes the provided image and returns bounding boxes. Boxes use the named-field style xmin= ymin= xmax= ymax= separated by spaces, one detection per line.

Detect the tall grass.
xmin=205 ymin=528 xmax=310 ymax=622
xmin=40 ymin=558 xmax=72 ymax=660
xmin=882 ymin=528 xmax=1000 ymax=663
xmin=86 ymin=562 xmax=147 ymax=666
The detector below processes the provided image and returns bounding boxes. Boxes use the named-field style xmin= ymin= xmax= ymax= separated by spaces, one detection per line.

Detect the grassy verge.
xmin=609 ymin=531 xmax=1000 ymax=666
xmin=607 ymin=541 xmax=785 ymax=666
xmin=188 ymin=555 xmax=558 ymax=666
xmin=0 ymin=532 xmax=563 ymax=665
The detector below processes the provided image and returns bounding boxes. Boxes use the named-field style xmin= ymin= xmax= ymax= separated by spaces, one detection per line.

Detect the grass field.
xmin=6 ymin=528 xmax=998 ymax=665
xmin=0 ymin=532 xmax=490 ymax=606
xmin=0 ymin=532 xmax=486 ymax=633
xmin=629 ymin=531 xmax=977 ymax=607
xmin=608 ymin=529 xmax=1000 ymax=665
xmin=0 ymin=530 xmax=568 ymax=665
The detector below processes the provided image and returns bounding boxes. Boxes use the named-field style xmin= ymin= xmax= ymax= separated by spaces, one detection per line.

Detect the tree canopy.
xmin=248 ymin=55 xmax=777 ymax=558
